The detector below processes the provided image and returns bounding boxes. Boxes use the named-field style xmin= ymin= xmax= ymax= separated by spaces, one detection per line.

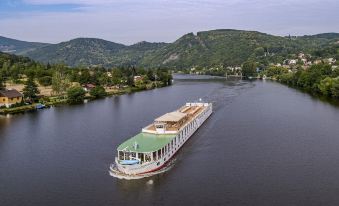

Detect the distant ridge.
xmin=1 ymin=29 xmax=339 ymax=68
xmin=0 ymin=36 xmax=49 ymax=55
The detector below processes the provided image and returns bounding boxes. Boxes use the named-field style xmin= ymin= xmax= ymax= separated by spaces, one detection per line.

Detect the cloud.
xmin=1 ymin=0 xmax=338 ymax=44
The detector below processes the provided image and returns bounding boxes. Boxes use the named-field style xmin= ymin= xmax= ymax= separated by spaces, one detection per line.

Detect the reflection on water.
xmin=1 ymin=75 xmax=339 ymax=206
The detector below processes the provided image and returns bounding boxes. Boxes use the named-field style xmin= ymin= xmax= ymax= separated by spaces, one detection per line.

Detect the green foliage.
xmin=67 ymin=86 xmax=86 ymax=104
xmin=9 ymin=101 xmax=25 ymax=108
xmin=275 ymin=64 xmax=339 ymax=99
xmin=25 ymin=38 xmax=167 ymax=67
xmin=89 ymin=86 xmax=107 ymax=98
xmin=0 ymin=36 xmax=49 ymax=55
xmin=254 ymin=47 xmax=265 ymax=57
xmin=0 ymin=73 xmax=4 ymax=90
xmin=23 ymin=76 xmax=40 ymax=100
xmin=265 ymin=66 xmax=288 ymax=78
xmin=242 ymin=61 xmax=257 ymax=77
xmin=38 ymin=76 xmax=52 ymax=86
xmin=318 ymin=77 xmax=336 ymax=96
xmin=4 ymin=30 xmax=335 ymax=69
xmin=156 ymin=69 xmax=172 ymax=85
xmin=331 ymin=78 xmax=339 ymax=98
xmin=52 ymin=70 xmax=71 ymax=95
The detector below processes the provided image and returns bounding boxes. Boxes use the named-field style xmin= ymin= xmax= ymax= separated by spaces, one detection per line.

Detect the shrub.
xmin=67 ymin=86 xmax=86 ymax=104
xmin=38 ymin=76 xmax=52 ymax=86
xmin=89 ymin=86 xmax=107 ymax=99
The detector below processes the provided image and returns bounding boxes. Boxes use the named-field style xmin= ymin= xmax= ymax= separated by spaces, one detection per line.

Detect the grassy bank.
xmin=0 ymin=83 xmax=166 ymax=115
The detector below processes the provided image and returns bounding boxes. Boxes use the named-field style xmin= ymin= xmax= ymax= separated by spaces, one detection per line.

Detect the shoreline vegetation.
xmin=0 ymin=52 xmax=172 ymax=115
xmin=0 ymin=85 xmax=166 ymax=115
xmin=178 ymin=62 xmax=339 ymax=101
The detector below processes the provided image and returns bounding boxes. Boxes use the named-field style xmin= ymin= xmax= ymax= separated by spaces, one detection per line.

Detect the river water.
xmin=1 ymin=75 xmax=339 ymax=206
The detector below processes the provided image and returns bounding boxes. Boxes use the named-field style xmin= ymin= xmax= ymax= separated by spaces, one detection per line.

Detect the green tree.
xmin=265 ymin=66 xmax=288 ymax=78
xmin=79 ymin=69 xmax=91 ymax=84
xmin=126 ymin=75 xmax=134 ymax=86
xmin=331 ymin=78 xmax=339 ymax=98
xmin=242 ymin=61 xmax=257 ymax=77
xmin=254 ymin=47 xmax=265 ymax=57
xmin=111 ymin=68 xmax=123 ymax=85
xmin=52 ymin=71 xmax=71 ymax=96
xmin=67 ymin=86 xmax=86 ymax=103
xmin=89 ymin=86 xmax=107 ymax=98
xmin=318 ymin=77 xmax=334 ymax=96
xmin=146 ymin=70 xmax=155 ymax=81
xmin=38 ymin=76 xmax=52 ymax=86
xmin=0 ymin=73 xmax=5 ymax=90
xmin=23 ymin=76 xmax=40 ymax=101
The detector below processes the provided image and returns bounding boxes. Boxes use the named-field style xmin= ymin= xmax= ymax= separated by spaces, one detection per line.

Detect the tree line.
xmin=0 ymin=52 xmax=172 ymax=104
xmin=264 ymin=64 xmax=339 ymax=99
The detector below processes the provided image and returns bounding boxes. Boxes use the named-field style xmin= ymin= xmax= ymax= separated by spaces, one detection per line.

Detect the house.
xmin=298 ymin=53 xmax=305 ymax=59
xmin=314 ymin=60 xmax=322 ymax=64
xmin=133 ymin=76 xmax=144 ymax=82
xmin=328 ymin=58 xmax=336 ymax=64
xmin=289 ymin=59 xmax=297 ymax=65
xmin=82 ymin=83 xmax=96 ymax=92
xmin=0 ymin=89 xmax=23 ymax=108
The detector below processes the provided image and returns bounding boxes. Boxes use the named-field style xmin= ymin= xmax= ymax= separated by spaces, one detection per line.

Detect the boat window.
xmin=158 ymin=149 xmax=161 ymax=158
xmin=145 ymin=153 xmax=151 ymax=162
xmin=131 ymin=152 xmax=136 ymax=158
xmin=138 ymin=153 xmax=144 ymax=163
xmin=162 ymin=147 xmax=164 ymax=156
xmin=153 ymin=151 xmax=157 ymax=161
xmin=119 ymin=151 xmax=124 ymax=160
xmin=125 ymin=152 xmax=130 ymax=160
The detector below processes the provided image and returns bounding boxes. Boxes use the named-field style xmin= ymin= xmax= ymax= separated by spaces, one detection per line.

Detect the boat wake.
xmin=109 ymin=158 xmax=176 ymax=180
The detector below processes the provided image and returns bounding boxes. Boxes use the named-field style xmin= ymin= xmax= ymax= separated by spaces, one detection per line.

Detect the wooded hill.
xmin=1 ymin=29 xmax=339 ymax=68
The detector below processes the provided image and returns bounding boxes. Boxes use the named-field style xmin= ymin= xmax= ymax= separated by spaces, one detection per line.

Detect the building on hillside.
xmin=82 ymin=83 xmax=96 ymax=92
xmin=289 ymin=59 xmax=297 ymax=65
xmin=298 ymin=53 xmax=305 ymax=59
xmin=0 ymin=89 xmax=23 ymax=108
xmin=314 ymin=60 xmax=323 ymax=65
xmin=133 ymin=76 xmax=144 ymax=82
xmin=327 ymin=58 xmax=336 ymax=64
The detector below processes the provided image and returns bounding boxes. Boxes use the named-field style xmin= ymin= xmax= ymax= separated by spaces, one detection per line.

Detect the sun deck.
xmin=142 ymin=104 xmax=205 ymax=134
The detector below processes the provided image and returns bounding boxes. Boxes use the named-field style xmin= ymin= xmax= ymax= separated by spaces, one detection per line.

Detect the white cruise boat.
xmin=110 ymin=102 xmax=213 ymax=179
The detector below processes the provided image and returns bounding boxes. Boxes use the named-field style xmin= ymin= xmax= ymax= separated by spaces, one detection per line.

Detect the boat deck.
xmin=143 ymin=105 xmax=204 ymax=132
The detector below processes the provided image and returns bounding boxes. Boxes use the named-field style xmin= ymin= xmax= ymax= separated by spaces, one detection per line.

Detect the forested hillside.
xmin=2 ymin=29 xmax=339 ymax=68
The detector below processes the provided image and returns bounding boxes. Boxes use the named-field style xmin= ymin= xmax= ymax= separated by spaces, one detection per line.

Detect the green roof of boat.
xmin=117 ymin=132 xmax=176 ymax=153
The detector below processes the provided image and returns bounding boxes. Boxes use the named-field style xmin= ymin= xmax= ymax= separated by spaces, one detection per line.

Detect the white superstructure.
xmin=110 ymin=102 xmax=213 ymax=179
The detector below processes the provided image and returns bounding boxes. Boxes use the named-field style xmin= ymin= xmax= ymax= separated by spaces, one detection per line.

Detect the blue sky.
xmin=0 ymin=0 xmax=338 ymax=45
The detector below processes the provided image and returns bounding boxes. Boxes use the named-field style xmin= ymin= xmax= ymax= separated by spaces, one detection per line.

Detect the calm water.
xmin=1 ymin=75 xmax=339 ymax=206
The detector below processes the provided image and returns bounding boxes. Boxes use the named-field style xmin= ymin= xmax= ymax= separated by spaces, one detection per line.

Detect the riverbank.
xmin=0 ymin=84 xmax=167 ymax=115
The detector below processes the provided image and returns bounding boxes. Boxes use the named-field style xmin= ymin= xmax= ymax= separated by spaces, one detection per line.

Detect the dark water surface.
xmin=1 ymin=75 xmax=339 ymax=206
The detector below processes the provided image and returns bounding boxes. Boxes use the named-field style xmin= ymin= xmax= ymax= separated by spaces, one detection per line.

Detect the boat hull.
xmin=110 ymin=102 xmax=213 ymax=179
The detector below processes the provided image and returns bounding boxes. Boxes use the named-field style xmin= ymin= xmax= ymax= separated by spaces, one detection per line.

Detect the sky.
xmin=0 ymin=0 xmax=338 ymax=45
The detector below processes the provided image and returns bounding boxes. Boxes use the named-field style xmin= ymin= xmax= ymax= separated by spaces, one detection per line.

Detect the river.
xmin=1 ymin=75 xmax=339 ymax=206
